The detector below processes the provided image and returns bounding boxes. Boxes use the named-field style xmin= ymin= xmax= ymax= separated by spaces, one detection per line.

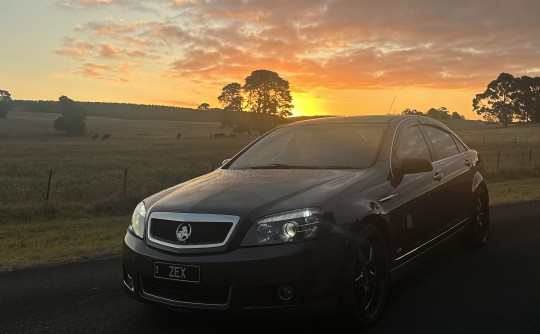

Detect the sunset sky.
xmin=1 ymin=0 xmax=539 ymax=119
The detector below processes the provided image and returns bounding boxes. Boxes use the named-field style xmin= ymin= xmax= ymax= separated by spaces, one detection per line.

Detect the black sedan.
xmin=122 ymin=115 xmax=489 ymax=327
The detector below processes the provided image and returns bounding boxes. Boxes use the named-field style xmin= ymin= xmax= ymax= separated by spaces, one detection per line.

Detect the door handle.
xmin=433 ymin=172 xmax=444 ymax=181
xmin=464 ymin=159 xmax=472 ymax=167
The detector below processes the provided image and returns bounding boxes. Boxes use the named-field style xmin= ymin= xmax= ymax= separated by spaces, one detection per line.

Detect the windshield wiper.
xmin=319 ymin=166 xmax=362 ymax=169
xmin=250 ymin=164 xmax=361 ymax=170
xmin=251 ymin=164 xmax=318 ymax=169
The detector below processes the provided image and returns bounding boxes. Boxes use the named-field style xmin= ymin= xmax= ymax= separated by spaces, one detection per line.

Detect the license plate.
xmin=154 ymin=262 xmax=200 ymax=283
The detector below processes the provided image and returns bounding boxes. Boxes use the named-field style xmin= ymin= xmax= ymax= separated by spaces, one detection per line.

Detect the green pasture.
xmin=0 ymin=112 xmax=539 ymax=271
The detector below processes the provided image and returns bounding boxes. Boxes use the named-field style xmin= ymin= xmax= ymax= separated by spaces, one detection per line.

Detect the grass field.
xmin=1 ymin=111 xmax=539 ymax=271
xmin=440 ymin=119 xmax=540 ymax=178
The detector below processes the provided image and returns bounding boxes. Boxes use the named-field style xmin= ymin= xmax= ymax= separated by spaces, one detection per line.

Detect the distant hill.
xmin=11 ymin=99 xmax=287 ymax=133
xmin=13 ymin=100 xmax=223 ymax=122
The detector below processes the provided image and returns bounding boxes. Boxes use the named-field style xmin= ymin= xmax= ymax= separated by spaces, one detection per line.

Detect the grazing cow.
xmin=102 ymin=133 xmax=111 ymax=141
xmin=214 ymin=132 xmax=226 ymax=138
xmin=91 ymin=134 xmax=99 ymax=141
xmin=176 ymin=133 xmax=182 ymax=139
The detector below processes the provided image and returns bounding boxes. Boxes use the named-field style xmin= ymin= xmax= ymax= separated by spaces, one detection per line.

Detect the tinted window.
xmin=228 ymin=123 xmax=387 ymax=169
xmin=395 ymin=125 xmax=431 ymax=161
xmin=453 ymin=134 xmax=468 ymax=152
xmin=423 ymin=126 xmax=460 ymax=160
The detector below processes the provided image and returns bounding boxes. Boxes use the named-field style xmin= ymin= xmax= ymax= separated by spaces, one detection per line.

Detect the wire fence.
xmin=459 ymin=133 xmax=540 ymax=144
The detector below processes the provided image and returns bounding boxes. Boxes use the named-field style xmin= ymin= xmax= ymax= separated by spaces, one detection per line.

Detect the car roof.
xmin=283 ymin=114 xmax=442 ymax=127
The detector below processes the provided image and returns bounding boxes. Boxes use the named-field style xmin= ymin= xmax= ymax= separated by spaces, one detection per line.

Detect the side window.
xmin=395 ymin=125 xmax=431 ymax=161
xmin=422 ymin=126 xmax=460 ymax=161
xmin=452 ymin=135 xmax=468 ymax=152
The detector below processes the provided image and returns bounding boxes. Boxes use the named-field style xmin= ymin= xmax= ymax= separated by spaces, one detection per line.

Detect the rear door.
xmin=420 ymin=125 xmax=472 ymax=234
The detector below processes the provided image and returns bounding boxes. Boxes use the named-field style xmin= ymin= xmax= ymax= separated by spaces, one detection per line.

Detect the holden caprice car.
xmin=123 ymin=115 xmax=489 ymax=327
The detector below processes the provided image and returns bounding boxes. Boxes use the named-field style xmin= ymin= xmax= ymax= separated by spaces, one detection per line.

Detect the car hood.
xmin=146 ymin=168 xmax=368 ymax=221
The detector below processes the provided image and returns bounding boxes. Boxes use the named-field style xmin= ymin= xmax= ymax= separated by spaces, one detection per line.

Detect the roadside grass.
xmin=0 ymin=215 xmax=127 ymax=272
xmin=488 ymin=178 xmax=540 ymax=206
xmin=1 ymin=112 xmax=540 ymax=272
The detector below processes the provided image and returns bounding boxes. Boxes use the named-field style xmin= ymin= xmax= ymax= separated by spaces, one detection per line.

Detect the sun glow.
xmin=291 ymin=92 xmax=329 ymax=117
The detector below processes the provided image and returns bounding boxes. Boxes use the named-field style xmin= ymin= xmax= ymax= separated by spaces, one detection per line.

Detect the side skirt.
xmin=389 ymin=218 xmax=469 ymax=284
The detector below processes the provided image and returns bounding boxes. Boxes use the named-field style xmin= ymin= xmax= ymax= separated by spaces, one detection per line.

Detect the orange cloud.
xmin=99 ymin=42 xmax=122 ymax=58
xmin=57 ymin=61 xmax=140 ymax=84
xmin=55 ymin=0 xmax=540 ymax=96
xmin=55 ymin=38 xmax=94 ymax=57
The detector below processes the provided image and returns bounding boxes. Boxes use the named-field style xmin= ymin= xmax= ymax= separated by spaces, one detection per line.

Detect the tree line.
xmin=1 ymin=69 xmax=293 ymax=136
xmin=401 ymin=106 xmax=465 ymax=119
xmin=2 ymin=70 xmax=538 ymax=135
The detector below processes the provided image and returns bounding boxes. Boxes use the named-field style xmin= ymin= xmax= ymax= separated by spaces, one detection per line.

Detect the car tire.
xmin=462 ymin=187 xmax=489 ymax=248
xmin=339 ymin=223 xmax=389 ymax=328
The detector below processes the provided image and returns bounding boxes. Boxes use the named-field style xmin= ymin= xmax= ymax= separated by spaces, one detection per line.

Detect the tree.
xmin=513 ymin=75 xmax=540 ymax=123
xmin=217 ymin=83 xmax=243 ymax=112
xmin=197 ymin=103 xmax=210 ymax=111
xmin=401 ymin=108 xmax=424 ymax=116
xmin=0 ymin=89 xmax=12 ymax=119
xmin=473 ymin=73 xmax=518 ymax=127
xmin=53 ymin=95 xmax=87 ymax=136
xmin=426 ymin=107 xmax=451 ymax=119
xmin=243 ymin=70 xmax=293 ymax=117
xmin=451 ymin=111 xmax=465 ymax=120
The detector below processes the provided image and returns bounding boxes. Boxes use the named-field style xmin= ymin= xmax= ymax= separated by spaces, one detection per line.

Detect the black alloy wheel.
xmin=463 ymin=188 xmax=490 ymax=248
xmin=340 ymin=223 xmax=389 ymax=328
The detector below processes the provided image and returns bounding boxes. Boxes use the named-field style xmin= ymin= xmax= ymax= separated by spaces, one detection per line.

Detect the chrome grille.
xmin=147 ymin=212 xmax=240 ymax=249
xmin=150 ymin=219 xmax=232 ymax=244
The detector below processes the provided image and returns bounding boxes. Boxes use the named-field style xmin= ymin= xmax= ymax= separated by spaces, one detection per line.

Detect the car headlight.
xmin=242 ymin=208 xmax=321 ymax=246
xmin=129 ymin=201 xmax=146 ymax=239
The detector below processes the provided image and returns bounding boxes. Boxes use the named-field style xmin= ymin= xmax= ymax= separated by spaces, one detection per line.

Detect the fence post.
xmin=211 ymin=162 xmax=215 ymax=171
xmin=514 ymin=134 xmax=517 ymax=143
xmin=496 ymin=151 xmax=501 ymax=170
xmin=123 ymin=168 xmax=128 ymax=198
xmin=529 ymin=149 xmax=533 ymax=168
xmin=46 ymin=170 xmax=53 ymax=202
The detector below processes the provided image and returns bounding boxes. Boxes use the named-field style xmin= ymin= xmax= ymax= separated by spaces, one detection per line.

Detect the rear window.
xmin=422 ymin=126 xmax=460 ymax=161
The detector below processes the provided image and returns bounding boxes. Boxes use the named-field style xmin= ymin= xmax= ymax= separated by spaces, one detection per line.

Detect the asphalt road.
xmin=1 ymin=200 xmax=540 ymax=334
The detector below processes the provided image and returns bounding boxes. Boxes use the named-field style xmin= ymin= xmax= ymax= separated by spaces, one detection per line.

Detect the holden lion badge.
xmin=176 ymin=223 xmax=192 ymax=242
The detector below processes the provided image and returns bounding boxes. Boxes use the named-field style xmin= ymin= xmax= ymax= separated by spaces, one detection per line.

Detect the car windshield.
xmin=228 ymin=122 xmax=387 ymax=170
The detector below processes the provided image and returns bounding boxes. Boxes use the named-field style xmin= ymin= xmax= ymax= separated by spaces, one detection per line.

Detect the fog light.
xmin=277 ymin=284 xmax=294 ymax=301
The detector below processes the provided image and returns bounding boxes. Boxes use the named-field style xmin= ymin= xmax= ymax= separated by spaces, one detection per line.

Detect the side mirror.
xmin=396 ymin=157 xmax=433 ymax=175
xmin=390 ymin=157 xmax=433 ymax=187
xmin=222 ymin=159 xmax=231 ymax=166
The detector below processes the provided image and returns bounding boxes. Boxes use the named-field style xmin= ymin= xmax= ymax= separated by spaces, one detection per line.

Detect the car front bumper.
xmin=122 ymin=231 xmax=348 ymax=313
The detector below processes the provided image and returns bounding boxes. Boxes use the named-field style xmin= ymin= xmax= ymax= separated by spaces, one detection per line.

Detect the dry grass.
xmin=0 ymin=216 xmax=127 ymax=272
xmin=440 ymin=120 xmax=540 ymax=178
xmin=488 ymin=178 xmax=540 ymax=206
xmin=0 ymin=112 xmax=255 ymax=222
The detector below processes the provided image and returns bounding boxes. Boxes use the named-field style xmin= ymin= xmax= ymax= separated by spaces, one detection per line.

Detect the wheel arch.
xmin=472 ymin=172 xmax=488 ymax=199
xmin=351 ymin=214 xmax=394 ymax=257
